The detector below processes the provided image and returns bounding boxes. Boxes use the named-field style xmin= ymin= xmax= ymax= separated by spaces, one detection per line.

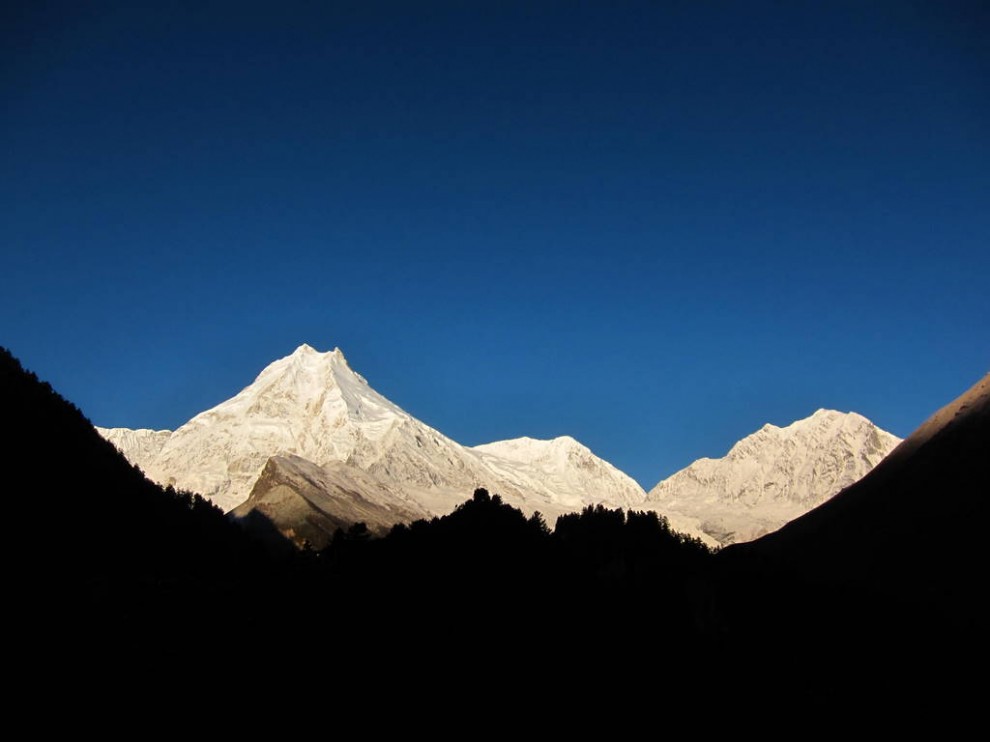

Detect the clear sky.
xmin=3 ymin=2 xmax=987 ymax=488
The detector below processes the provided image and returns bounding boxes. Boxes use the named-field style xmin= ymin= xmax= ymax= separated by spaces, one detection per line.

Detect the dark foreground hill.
xmin=1 ymin=348 xmax=264 ymax=580
xmin=1 ymin=347 xmax=277 ymax=667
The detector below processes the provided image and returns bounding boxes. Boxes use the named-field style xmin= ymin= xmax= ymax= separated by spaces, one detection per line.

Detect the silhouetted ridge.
xmin=2 ymin=346 xmax=259 ymax=583
xmin=2 ymin=344 xmax=284 ymax=678
xmin=316 ymin=489 xmax=714 ymax=644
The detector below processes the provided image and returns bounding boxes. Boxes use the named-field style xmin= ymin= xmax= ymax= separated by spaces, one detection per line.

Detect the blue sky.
xmin=3 ymin=2 xmax=987 ymax=487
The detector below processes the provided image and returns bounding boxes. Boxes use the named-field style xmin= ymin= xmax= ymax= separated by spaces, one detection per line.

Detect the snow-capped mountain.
xmin=472 ymin=436 xmax=643 ymax=511
xmin=102 ymin=344 xmax=493 ymax=513
xmin=646 ymin=409 xmax=901 ymax=545
xmin=100 ymin=344 xmax=715 ymax=546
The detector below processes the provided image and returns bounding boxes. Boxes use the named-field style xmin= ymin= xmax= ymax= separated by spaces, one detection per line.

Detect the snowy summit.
xmin=646 ymin=409 xmax=901 ymax=545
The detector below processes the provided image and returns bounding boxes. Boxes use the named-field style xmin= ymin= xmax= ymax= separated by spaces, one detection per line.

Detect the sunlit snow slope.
xmin=99 ymin=345 xmax=716 ymax=546
xmin=646 ymin=410 xmax=901 ymax=545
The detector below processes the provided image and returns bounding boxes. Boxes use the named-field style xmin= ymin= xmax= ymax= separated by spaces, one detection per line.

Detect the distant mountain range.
xmin=99 ymin=344 xmax=900 ymax=548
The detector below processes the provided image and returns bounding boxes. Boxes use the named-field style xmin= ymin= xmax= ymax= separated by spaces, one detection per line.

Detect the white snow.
xmin=97 ymin=345 xmax=900 ymax=550
xmin=473 ymin=435 xmax=644 ymax=509
xmin=96 ymin=427 xmax=171 ymax=475
xmin=645 ymin=408 xmax=901 ymax=545
xmin=97 ymin=344 xmax=715 ymax=544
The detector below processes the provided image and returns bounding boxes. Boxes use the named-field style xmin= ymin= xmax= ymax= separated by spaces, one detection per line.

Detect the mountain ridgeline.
xmin=99 ymin=344 xmax=899 ymax=548
xmin=7 ymin=343 xmax=985 ymax=680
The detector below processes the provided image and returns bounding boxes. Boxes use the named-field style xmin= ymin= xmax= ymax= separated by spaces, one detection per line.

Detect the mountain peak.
xmin=288 ymin=343 xmax=346 ymax=362
xmin=806 ymin=408 xmax=861 ymax=423
xmin=270 ymin=345 xmax=356 ymax=387
xmin=114 ymin=343 xmax=406 ymax=510
xmin=648 ymin=409 xmax=902 ymax=545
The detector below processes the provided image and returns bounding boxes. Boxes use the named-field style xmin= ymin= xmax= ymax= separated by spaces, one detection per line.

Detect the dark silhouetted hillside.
xmin=2 ymin=345 xmax=286 ymax=673
xmin=713 ymin=373 xmax=989 ymax=668
xmin=2 ymin=346 xmax=261 ymax=581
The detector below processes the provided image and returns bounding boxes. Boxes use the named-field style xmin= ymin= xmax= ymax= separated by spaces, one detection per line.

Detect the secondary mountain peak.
xmin=648 ymin=408 xmax=901 ymax=545
xmin=472 ymin=435 xmax=584 ymax=461
xmin=802 ymin=407 xmax=866 ymax=425
xmin=290 ymin=342 xmax=318 ymax=355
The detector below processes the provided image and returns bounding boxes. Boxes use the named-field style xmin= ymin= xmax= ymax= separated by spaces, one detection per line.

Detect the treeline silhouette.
xmin=314 ymin=488 xmax=713 ymax=644
xmin=321 ymin=488 xmax=711 ymax=583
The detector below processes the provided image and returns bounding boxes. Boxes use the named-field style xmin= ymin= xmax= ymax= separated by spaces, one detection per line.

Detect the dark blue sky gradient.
xmin=3 ymin=2 xmax=987 ymax=486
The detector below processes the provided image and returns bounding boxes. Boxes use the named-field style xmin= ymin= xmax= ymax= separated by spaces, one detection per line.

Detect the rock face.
xmin=99 ymin=344 xmax=718 ymax=547
xmin=231 ymin=455 xmax=432 ymax=549
xmin=646 ymin=410 xmax=901 ymax=545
